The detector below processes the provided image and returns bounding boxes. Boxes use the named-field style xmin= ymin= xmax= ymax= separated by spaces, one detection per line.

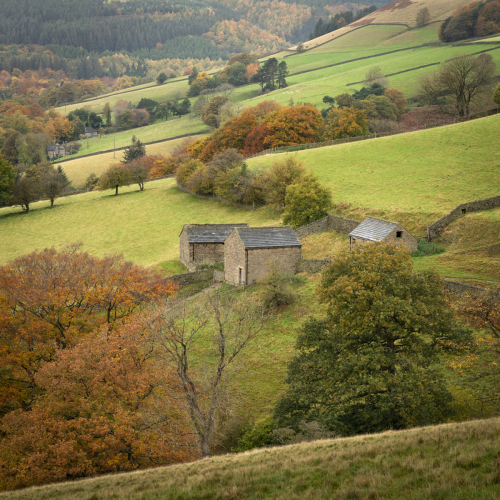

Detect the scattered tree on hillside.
xmin=365 ymin=67 xmax=388 ymax=87
xmin=282 ymin=173 xmax=332 ymax=227
xmin=125 ymin=161 xmax=148 ymax=191
xmin=277 ymin=61 xmax=289 ymax=89
xmin=0 ymin=155 xmax=15 ymax=206
xmin=384 ymin=88 xmax=408 ymax=117
xmin=324 ymin=107 xmax=369 ymax=139
xmin=274 ymin=243 xmax=473 ymax=435
xmin=122 ymin=135 xmax=146 ymax=164
xmin=103 ymin=103 xmax=112 ymax=126
xmin=143 ymin=288 xmax=265 ymax=458
xmin=418 ymin=53 xmax=496 ymax=116
xmin=494 ymin=83 xmax=500 ymax=106
xmin=99 ymin=165 xmax=131 ymax=195
xmin=261 ymin=156 xmax=305 ymax=209
xmin=42 ymin=169 xmax=66 ymax=208
xmin=10 ymin=177 xmax=38 ymax=212
xmin=156 ymin=72 xmax=168 ymax=85
xmin=201 ymin=96 xmax=229 ymax=128
xmin=416 ymin=7 xmax=431 ymax=27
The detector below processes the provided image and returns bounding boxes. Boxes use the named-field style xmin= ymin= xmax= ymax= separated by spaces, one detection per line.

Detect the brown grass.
xmin=301 ymin=232 xmax=350 ymax=259
xmin=3 ymin=417 xmax=500 ymax=499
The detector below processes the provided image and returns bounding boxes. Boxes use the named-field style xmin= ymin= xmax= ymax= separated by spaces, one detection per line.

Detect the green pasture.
xmin=247 ymin=115 xmax=500 ymax=221
xmin=55 ymin=114 xmax=209 ymax=161
xmin=57 ymin=78 xmax=191 ymax=115
xmin=0 ymin=178 xmax=280 ymax=269
xmin=60 ymin=135 xmax=207 ymax=186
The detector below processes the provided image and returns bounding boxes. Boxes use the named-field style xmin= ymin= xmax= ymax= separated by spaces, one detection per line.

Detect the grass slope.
xmin=60 ymin=136 xmax=206 ymax=187
xmin=247 ymin=115 xmax=500 ymax=223
xmin=0 ymin=179 xmax=279 ymax=270
xmin=4 ymin=417 xmax=500 ymax=500
xmin=56 ymin=114 xmax=209 ymax=163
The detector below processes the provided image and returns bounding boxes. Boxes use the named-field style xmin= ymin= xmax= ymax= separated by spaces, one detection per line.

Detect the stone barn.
xmin=349 ymin=217 xmax=418 ymax=252
xmin=179 ymin=223 xmax=249 ymax=268
xmin=224 ymin=226 xmax=302 ymax=286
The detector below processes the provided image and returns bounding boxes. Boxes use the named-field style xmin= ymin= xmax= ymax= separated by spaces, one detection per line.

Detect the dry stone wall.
xmin=297 ymin=258 xmax=332 ymax=273
xmin=294 ymin=214 xmax=360 ymax=239
xmin=168 ymin=270 xmax=213 ymax=287
xmin=429 ymin=195 xmax=500 ymax=239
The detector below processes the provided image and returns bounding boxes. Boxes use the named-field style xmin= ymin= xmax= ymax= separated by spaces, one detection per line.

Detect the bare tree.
xmin=144 ymin=288 xmax=265 ymax=458
xmin=418 ymin=54 xmax=496 ymax=116
xmin=416 ymin=7 xmax=431 ymax=27
xmin=365 ymin=66 xmax=389 ymax=88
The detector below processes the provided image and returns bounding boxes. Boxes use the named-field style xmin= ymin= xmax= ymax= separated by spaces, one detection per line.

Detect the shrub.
xmin=233 ymin=417 xmax=275 ymax=452
xmin=258 ymin=260 xmax=304 ymax=309
xmin=411 ymin=240 xmax=446 ymax=257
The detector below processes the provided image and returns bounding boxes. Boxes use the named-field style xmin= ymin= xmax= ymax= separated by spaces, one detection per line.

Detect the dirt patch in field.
xmin=379 ymin=0 xmax=416 ymax=11
xmin=351 ymin=17 xmax=375 ymax=27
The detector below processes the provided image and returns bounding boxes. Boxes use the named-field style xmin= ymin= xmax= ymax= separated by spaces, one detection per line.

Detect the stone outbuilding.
xmin=224 ymin=226 xmax=302 ymax=286
xmin=179 ymin=223 xmax=249 ymax=268
xmin=349 ymin=217 xmax=418 ymax=252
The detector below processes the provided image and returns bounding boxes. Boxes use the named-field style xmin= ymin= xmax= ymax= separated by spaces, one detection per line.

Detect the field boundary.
xmin=247 ymin=107 xmax=500 ymax=159
xmin=54 ymin=130 xmax=209 ymax=164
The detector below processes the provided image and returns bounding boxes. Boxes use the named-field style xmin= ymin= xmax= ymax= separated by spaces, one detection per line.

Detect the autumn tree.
xmin=201 ymin=96 xmax=229 ymax=128
xmin=42 ymin=169 xmax=66 ymax=208
xmin=282 ymin=173 xmax=332 ymax=227
xmin=364 ymin=66 xmax=388 ymax=87
xmin=324 ymin=107 xmax=369 ymax=139
xmin=125 ymin=160 xmax=148 ymax=191
xmin=144 ymin=288 xmax=265 ymax=458
xmin=99 ymin=164 xmax=131 ymax=195
xmin=418 ymin=54 xmax=496 ymax=116
xmin=0 ymin=323 xmax=195 ymax=490
xmin=384 ymin=88 xmax=408 ymax=117
xmin=274 ymin=243 xmax=472 ymax=435
xmin=0 ymin=154 xmax=15 ymax=206
xmin=262 ymin=156 xmax=305 ymax=209
xmin=0 ymin=245 xmax=174 ymax=414
xmin=454 ymin=287 xmax=500 ymax=411
xmin=264 ymin=105 xmax=324 ymax=149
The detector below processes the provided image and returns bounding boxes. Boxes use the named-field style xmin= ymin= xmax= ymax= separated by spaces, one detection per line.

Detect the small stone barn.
xmin=224 ymin=226 xmax=302 ymax=286
xmin=179 ymin=223 xmax=249 ymax=267
xmin=349 ymin=217 xmax=418 ymax=252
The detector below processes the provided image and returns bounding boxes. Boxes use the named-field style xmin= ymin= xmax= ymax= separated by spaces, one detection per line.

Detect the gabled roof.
xmin=181 ymin=224 xmax=249 ymax=244
xmin=234 ymin=226 xmax=302 ymax=249
xmin=349 ymin=217 xmax=399 ymax=242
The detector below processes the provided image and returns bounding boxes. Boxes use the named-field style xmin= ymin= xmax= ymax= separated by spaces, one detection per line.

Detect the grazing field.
xmin=0 ymin=178 xmax=279 ymax=269
xmin=4 ymin=417 xmax=500 ymax=500
xmin=248 ymin=115 xmax=500 ymax=222
xmin=60 ymin=135 xmax=207 ymax=186
xmin=56 ymin=114 xmax=209 ymax=162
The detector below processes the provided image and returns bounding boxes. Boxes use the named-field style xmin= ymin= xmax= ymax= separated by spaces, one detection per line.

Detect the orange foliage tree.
xmin=0 ymin=323 xmax=196 ymax=490
xmin=0 ymin=245 xmax=175 ymax=414
xmin=324 ymin=107 xmax=369 ymax=140
xmin=263 ymin=105 xmax=324 ymax=148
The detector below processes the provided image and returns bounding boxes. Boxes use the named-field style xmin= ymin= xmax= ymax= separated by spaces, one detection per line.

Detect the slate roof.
xmin=235 ymin=226 xmax=302 ymax=249
xmin=349 ymin=217 xmax=399 ymax=242
xmin=182 ymin=224 xmax=249 ymax=244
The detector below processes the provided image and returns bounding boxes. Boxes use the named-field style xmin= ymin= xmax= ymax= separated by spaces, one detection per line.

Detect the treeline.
xmin=439 ymin=0 xmax=500 ymax=42
xmin=309 ymin=5 xmax=378 ymax=40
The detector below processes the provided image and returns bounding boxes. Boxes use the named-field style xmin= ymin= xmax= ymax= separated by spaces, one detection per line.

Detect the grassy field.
xmin=0 ymin=178 xmax=280 ymax=269
xmin=55 ymin=114 xmax=210 ymax=162
xmin=247 ymin=115 xmax=500 ymax=223
xmin=60 ymin=136 xmax=206 ymax=187
xmin=4 ymin=417 xmax=500 ymax=500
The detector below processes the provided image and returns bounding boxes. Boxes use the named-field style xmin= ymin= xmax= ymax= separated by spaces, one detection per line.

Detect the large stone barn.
xmin=224 ymin=226 xmax=302 ymax=286
xmin=179 ymin=223 xmax=249 ymax=268
xmin=349 ymin=217 xmax=418 ymax=252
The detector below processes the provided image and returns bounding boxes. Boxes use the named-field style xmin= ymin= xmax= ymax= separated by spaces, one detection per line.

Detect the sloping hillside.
xmin=3 ymin=417 xmax=500 ymax=500
xmin=295 ymin=0 xmax=473 ymax=49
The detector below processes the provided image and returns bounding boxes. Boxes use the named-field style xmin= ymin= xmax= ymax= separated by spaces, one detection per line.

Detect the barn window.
xmin=396 ymin=231 xmax=403 ymax=238
xmin=462 ymin=208 xmax=466 ymax=214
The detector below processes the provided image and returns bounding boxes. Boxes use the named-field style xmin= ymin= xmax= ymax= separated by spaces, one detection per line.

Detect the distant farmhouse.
xmin=349 ymin=217 xmax=417 ymax=252
xmin=82 ymin=127 xmax=99 ymax=139
xmin=46 ymin=142 xmax=66 ymax=160
xmin=179 ymin=223 xmax=249 ymax=268
xmin=224 ymin=226 xmax=302 ymax=286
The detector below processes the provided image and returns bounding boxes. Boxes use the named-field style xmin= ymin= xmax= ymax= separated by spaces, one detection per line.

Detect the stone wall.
xmin=179 ymin=230 xmax=190 ymax=266
xmin=213 ymin=269 xmax=225 ymax=282
xmin=382 ymin=225 xmax=418 ymax=252
xmin=294 ymin=216 xmax=328 ymax=239
xmin=297 ymin=258 xmax=332 ymax=273
xmin=294 ymin=214 xmax=360 ymax=240
xmin=247 ymin=246 xmax=302 ymax=285
xmin=168 ymin=270 xmax=213 ymax=287
xmin=327 ymin=215 xmax=360 ymax=234
xmin=429 ymin=195 xmax=500 ymax=240
xmin=191 ymin=243 xmax=225 ymax=265
xmin=443 ymin=280 xmax=493 ymax=296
